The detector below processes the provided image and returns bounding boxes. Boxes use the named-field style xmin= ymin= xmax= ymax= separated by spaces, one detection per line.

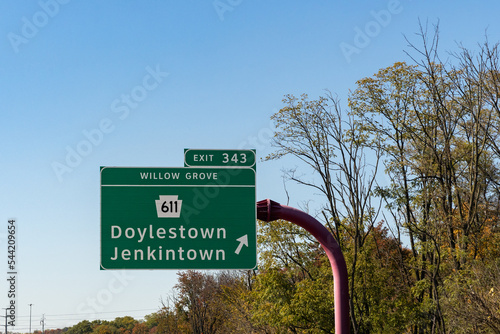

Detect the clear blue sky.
xmin=1 ymin=0 xmax=499 ymax=331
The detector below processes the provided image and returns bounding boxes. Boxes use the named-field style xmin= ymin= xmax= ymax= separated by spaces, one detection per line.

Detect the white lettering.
xmin=111 ymin=246 xmax=226 ymax=262
xmin=124 ymin=228 xmax=135 ymax=239
xmin=139 ymin=172 xmax=180 ymax=180
xmin=187 ymin=249 xmax=196 ymax=260
xmin=200 ymin=228 xmax=214 ymax=239
xmin=134 ymin=249 xmax=143 ymax=260
xmin=111 ymin=226 xmax=121 ymax=238
xmin=185 ymin=172 xmax=217 ymax=180
xmin=137 ymin=227 xmax=146 ymax=243
xmin=199 ymin=249 xmax=213 ymax=260
xmin=188 ymin=228 xmax=198 ymax=239
xmin=109 ymin=225 xmax=227 ymax=242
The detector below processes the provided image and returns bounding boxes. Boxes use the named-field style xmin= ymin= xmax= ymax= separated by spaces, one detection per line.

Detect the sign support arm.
xmin=257 ymin=199 xmax=350 ymax=334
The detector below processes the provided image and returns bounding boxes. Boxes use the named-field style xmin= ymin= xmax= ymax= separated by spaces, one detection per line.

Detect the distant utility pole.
xmin=3 ymin=309 xmax=5 ymax=334
xmin=29 ymin=304 xmax=33 ymax=334
xmin=40 ymin=314 xmax=45 ymax=334
xmin=3 ymin=308 xmax=7 ymax=334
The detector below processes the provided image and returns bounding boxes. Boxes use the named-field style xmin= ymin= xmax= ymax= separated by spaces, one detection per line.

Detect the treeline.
xmin=36 ymin=315 xmax=160 ymax=334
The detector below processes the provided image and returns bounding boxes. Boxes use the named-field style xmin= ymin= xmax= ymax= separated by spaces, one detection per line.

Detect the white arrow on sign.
xmin=235 ymin=235 xmax=248 ymax=254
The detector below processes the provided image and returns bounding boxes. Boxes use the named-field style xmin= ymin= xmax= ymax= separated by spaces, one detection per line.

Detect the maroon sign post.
xmin=257 ymin=199 xmax=350 ymax=334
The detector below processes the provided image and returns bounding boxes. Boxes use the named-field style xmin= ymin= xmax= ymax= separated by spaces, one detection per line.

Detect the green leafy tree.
xmin=349 ymin=23 xmax=500 ymax=333
xmin=111 ymin=316 xmax=137 ymax=333
xmin=153 ymin=270 xmax=249 ymax=333
xmin=266 ymin=89 xmax=398 ymax=333
xmin=174 ymin=270 xmax=226 ymax=333
xmin=92 ymin=324 xmax=116 ymax=334
xmin=248 ymin=216 xmax=415 ymax=334
xmin=67 ymin=320 xmax=93 ymax=334
xmin=443 ymin=259 xmax=500 ymax=333
xmin=143 ymin=312 xmax=159 ymax=328
xmin=131 ymin=322 xmax=148 ymax=334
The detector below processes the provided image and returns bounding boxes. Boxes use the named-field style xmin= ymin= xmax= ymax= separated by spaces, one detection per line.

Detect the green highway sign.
xmin=100 ymin=167 xmax=256 ymax=270
xmin=184 ymin=149 xmax=256 ymax=169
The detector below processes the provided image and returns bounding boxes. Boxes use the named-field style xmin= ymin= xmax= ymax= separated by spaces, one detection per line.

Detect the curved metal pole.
xmin=257 ymin=199 xmax=350 ymax=334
